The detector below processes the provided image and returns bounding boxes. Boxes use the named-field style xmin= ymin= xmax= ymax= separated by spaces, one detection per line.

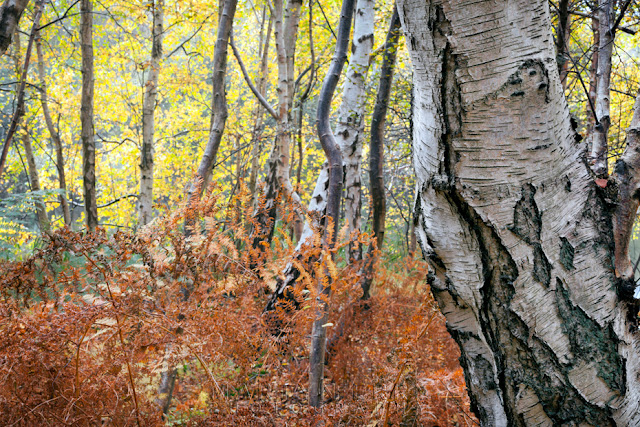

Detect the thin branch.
xmin=229 ymin=33 xmax=278 ymax=120
xmin=36 ymin=0 xmax=80 ymax=31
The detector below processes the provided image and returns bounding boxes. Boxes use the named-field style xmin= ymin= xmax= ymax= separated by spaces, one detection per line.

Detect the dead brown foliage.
xmin=0 ymin=188 xmax=476 ymax=426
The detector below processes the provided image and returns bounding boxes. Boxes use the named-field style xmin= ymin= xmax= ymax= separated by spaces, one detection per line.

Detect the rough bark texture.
xmin=36 ymin=33 xmax=71 ymax=226
xmin=589 ymin=0 xmax=614 ymax=177
xmin=309 ymin=0 xmax=354 ymax=408
xmin=81 ymin=0 xmax=98 ymax=230
xmin=0 ymin=0 xmax=29 ymax=55
xmin=361 ymin=5 xmax=401 ymax=299
xmin=185 ymin=0 xmax=237 ymax=232
xmin=398 ymin=0 xmax=640 ymax=425
xmin=138 ymin=0 xmax=164 ymax=227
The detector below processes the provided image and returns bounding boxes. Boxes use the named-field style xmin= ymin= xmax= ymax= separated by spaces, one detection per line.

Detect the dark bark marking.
xmin=510 ymin=183 xmax=542 ymax=245
xmin=532 ymin=243 xmax=551 ymax=286
xmin=559 ymin=237 xmax=575 ymax=271
xmin=555 ymin=278 xmax=626 ymax=396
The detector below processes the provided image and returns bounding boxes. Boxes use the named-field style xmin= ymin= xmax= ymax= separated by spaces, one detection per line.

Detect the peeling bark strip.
xmin=309 ymin=0 xmax=355 ymax=408
xmin=0 ymin=0 xmax=29 ymax=55
xmin=398 ymin=0 xmax=640 ymax=425
xmin=138 ymin=0 xmax=164 ymax=227
xmin=81 ymin=0 xmax=98 ymax=230
xmin=361 ymin=5 xmax=401 ymax=299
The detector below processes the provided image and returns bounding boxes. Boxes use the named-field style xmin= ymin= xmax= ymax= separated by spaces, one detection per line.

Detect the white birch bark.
xmin=398 ymin=0 xmax=640 ymax=424
xmin=138 ymin=0 xmax=164 ymax=227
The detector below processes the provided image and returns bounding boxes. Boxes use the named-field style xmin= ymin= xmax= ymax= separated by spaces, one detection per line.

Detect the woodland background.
xmin=0 ymin=0 xmax=639 ymax=424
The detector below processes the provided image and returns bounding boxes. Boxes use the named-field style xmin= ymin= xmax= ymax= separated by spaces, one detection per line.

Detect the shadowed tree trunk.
xmin=308 ymin=0 xmax=354 ymax=408
xmin=0 ymin=0 xmax=29 ymax=55
xmin=361 ymin=5 xmax=401 ymax=300
xmin=81 ymin=0 xmax=98 ymax=230
xmin=36 ymin=32 xmax=71 ymax=226
xmin=138 ymin=0 xmax=164 ymax=227
xmin=555 ymin=0 xmax=571 ymax=90
xmin=398 ymin=0 xmax=640 ymax=424
xmin=185 ymin=0 xmax=237 ymax=233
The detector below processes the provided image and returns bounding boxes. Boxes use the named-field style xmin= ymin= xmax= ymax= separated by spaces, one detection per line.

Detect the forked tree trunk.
xmin=398 ymin=0 xmax=640 ymax=425
xmin=36 ymin=33 xmax=71 ymax=226
xmin=81 ymin=0 xmax=98 ymax=230
xmin=138 ymin=0 xmax=164 ymax=227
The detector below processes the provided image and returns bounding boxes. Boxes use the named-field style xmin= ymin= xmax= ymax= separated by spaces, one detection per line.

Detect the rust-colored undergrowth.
xmin=0 ymin=189 xmax=476 ymax=426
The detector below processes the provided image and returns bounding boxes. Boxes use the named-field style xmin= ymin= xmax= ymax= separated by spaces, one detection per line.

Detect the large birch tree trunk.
xmin=138 ymin=0 xmax=164 ymax=227
xmin=398 ymin=0 xmax=640 ymax=425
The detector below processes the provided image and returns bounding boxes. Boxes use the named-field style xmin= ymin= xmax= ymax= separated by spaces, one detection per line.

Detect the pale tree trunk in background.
xmin=21 ymin=129 xmax=50 ymax=233
xmin=556 ymin=0 xmax=571 ymax=90
xmin=399 ymin=0 xmax=640 ymax=424
xmin=13 ymin=30 xmax=49 ymax=234
xmin=138 ymin=0 xmax=164 ymax=227
xmin=264 ymin=0 xmax=374 ymax=311
xmin=248 ymin=8 xmax=273 ymax=206
xmin=335 ymin=0 xmax=374 ymax=261
xmin=185 ymin=0 xmax=237 ymax=233
xmin=361 ymin=5 xmax=401 ymax=299
xmin=309 ymin=0 xmax=354 ymax=407
xmin=81 ymin=0 xmax=98 ymax=230
xmin=589 ymin=0 xmax=615 ymax=177
xmin=0 ymin=0 xmax=29 ymax=55
xmin=587 ymin=15 xmax=599 ymax=139
xmin=251 ymin=0 xmax=302 ymax=251
xmin=36 ymin=33 xmax=71 ymax=226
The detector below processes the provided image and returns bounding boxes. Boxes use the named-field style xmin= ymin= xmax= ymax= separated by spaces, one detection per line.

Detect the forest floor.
xmin=0 ymin=202 xmax=477 ymax=426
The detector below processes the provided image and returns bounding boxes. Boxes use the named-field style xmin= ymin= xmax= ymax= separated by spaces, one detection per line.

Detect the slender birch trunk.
xmin=138 ymin=0 xmax=164 ymax=227
xmin=586 ymin=14 xmax=599 ymax=139
xmin=80 ymin=0 xmax=98 ymax=230
xmin=308 ymin=0 xmax=354 ymax=407
xmin=360 ymin=5 xmax=401 ymax=299
xmin=250 ymin=0 xmax=303 ymax=251
xmin=185 ymin=0 xmax=237 ymax=233
xmin=398 ymin=0 xmax=640 ymax=424
xmin=36 ymin=33 xmax=71 ymax=226
xmin=589 ymin=0 xmax=615 ymax=177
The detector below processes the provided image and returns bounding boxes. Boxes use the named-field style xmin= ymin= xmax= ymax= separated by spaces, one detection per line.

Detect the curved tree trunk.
xmin=138 ymin=0 xmax=164 ymax=227
xmin=185 ymin=0 xmax=237 ymax=233
xmin=264 ymin=0 xmax=374 ymax=311
xmin=398 ymin=0 xmax=640 ymax=425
